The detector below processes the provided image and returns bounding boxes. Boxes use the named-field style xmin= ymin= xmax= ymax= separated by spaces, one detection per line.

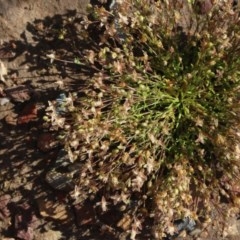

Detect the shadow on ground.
xmin=0 ymin=8 xmax=123 ymax=240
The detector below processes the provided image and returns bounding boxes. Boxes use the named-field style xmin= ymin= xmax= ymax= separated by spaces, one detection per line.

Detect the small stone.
xmin=45 ymin=170 xmax=74 ymax=192
xmin=17 ymin=103 xmax=38 ymax=124
xmin=174 ymin=217 xmax=196 ymax=233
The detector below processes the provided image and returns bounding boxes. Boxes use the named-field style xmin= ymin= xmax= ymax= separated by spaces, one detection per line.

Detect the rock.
xmin=45 ymin=170 xmax=74 ymax=192
xmin=4 ymin=85 xmax=33 ymax=103
xmin=37 ymin=133 xmax=58 ymax=152
xmin=55 ymin=93 xmax=68 ymax=115
xmin=174 ymin=217 xmax=196 ymax=233
xmin=17 ymin=102 xmax=38 ymax=124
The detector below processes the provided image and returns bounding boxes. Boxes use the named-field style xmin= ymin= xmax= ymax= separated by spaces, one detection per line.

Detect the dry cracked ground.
xmin=0 ymin=0 xmax=240 ymax=239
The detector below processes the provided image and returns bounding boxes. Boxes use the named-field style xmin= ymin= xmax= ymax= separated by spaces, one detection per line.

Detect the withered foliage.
xmin=44 ymin=0 xmax=240 ymax=238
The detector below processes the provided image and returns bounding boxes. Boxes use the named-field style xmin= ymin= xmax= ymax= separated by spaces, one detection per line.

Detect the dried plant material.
xmin=193 ymin=0 xmax=213 ymax=14
xmin=37 ymin=197 xmax=71 ymax=221
xmin=0 ymin=97 xmax=10 ymax=106
xmin=0 ymin=194 xmax=11 ymax=220
xmin=222 ymin=217 xmax=240 ymax=238
xmin=4 ymin=85 xmax=33 ymax=103
xmin=0 ymin=99 xmax=14 ymax=120
xmin=45 ymin=101 xmax=66 ymax=130
xmin=13 ymin=203 xmax=41 ymax=240
xmin=46 ymin=53 xmax=55 ymax=64
xmin=17 ymin=227 xmax=34 ymax=240
xmin=55 ymin=79 xmax=64 ymax=89
xmin=0 ymin=60 xmax=7 ymax=82
xmin=40 ymin=0 xmax=240 ymax=238
xmin=131 ymin=171 xmax=147 ymax=192
xmin=0 ymin=42 xmax=16 ymax=59
xmin=34 ymin=21 xmax=44 ymax=32
xmin=5 ymin=112 xmax=18 ymax=125
xmin=100 ymin=196 xmax=108 ymax=212
xmin=117 ymin=214 xmax=132 ymax=231
xmin=37 ymin=230 xmax=62 ymax=240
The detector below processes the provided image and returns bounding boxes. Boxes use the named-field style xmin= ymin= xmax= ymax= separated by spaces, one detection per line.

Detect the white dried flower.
xmin=0 ymin=60 xmax=7 ymax=82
